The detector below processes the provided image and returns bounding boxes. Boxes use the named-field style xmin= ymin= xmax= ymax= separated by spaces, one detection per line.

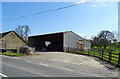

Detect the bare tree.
xmin=91 ymin=30 xmax=115 ymax=49
xmin=15 ymin=25 xmax=30 ymax=42
xmin=98 ymin=30 xmax=114 ymax=41
xmin=97 ymin=30 xmax=114 ymax=49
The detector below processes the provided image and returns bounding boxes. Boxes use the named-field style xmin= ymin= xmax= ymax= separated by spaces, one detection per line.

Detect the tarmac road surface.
xmin=1 ymin=55 xmax=102 ymax=77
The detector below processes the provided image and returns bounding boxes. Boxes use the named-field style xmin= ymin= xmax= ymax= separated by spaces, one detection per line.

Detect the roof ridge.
xmin=0 ymin=31 xmax=26 ymax=43
xmin=29 ymin=31 xmax=73 ymax=37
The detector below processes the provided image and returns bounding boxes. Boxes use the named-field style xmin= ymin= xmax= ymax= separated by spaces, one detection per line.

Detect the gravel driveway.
xmin=20 ymin=52 xmax=118 ymax=77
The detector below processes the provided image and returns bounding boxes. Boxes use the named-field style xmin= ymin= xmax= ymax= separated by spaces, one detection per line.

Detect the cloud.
xmin=79 ymin=33 xmax=90 ymax=39
xmin=100 ymin=3 xmax=107 ymax=7
xmin=91 ymin=2 xmax=108 ymax=7
xmin=79 ymin=33 xmax=94 ymax=39
xmin=75 ymin=0 xmax=108 ymax=7
xmin=79 ymin=33 xmax=86 ymax=38
xmin=91 ymin=4 xmax=97 ymax=7
xmin=2 ymin=0 xmax=119 ymax=2
xmin=75 ymin=0 xmax=86 ymax=4
xmin=92 ymin=0 xmax=118 ymax=2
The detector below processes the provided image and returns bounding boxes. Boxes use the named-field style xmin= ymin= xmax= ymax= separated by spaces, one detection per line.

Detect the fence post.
xmin=78 ymin=49 xmax=83 ymax=54
xmin=118 ymin=52 xmax=120 ymax=67
xmin=98 ymin=49 xmax=101 ymax=58
xmin=94 ymin=48 xmax=95 ymax=57
xmin=108 ymin=50 xmax=112 ymax=63
xmin=68 ymin=47 xmax=69 ymax=52
xmin=101 ymin=50 xmax=104 ymax=60
xmin=88 ymin=49 xmax=90 ymax=55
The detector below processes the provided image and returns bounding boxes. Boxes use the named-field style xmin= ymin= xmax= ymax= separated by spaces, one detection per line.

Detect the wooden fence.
xmin=64 ymin=47 xmax=120 ymax=67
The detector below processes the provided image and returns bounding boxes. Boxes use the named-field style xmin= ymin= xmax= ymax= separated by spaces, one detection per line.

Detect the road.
xmin=1 ymin=55 xmax=102 ymax=77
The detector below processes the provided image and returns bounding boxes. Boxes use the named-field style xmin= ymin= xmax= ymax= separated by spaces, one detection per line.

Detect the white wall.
xmin=63 ymin=31 xmax=91 ymax=51
xmin=63 ymin=32 xmax=83 ymax=48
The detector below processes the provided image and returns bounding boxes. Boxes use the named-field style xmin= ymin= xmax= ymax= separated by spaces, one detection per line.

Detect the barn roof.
xmin=29 ymin=31 xmax=90 ymax=42
xmin=28 ymin=31 xmax=72 ymax=38
xmin=0 ymin=31 xmax=12 ymax=39
xmin=0 ymin=31 xmax=26 ymax=43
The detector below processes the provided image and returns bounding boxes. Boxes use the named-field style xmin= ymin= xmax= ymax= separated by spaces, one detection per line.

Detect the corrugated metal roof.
xmin=28 ymin=31 xmax=72 ymax=38
xmin=28 ymin=31 xmax=90 ymax=42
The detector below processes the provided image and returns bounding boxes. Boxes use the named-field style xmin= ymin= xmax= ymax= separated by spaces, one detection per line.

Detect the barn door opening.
xmin=45 ymin=41 xmax=51 ymax=51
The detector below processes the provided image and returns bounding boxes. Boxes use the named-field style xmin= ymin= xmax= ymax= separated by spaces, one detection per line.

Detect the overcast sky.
xmin=2 ymin=1 xmax=118 ymax=39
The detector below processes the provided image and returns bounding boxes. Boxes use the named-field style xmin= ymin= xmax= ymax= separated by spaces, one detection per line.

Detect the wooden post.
xmin=108 ymin=50 xmax=112 ymax=63
xmin=68 ymin=47 xmax=69 ymax=52
xmin=94 ymin=48 xmax=95 ymax=57
xmin=88 ymin=49 xmax=90 ymax=55
xmin=101 ymin=50 xmax=104 ymax=59
xmin=118 ymin=52 xmax=120 ymax=67
xmin=98 ymin=49 xmax=101 ymax=58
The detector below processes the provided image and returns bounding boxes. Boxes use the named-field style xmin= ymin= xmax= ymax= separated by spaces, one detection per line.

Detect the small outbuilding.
xmin=0 ymin=31 xmax=26 ymax=52
xmin=28 ymin=31 xmax=91 ymax=52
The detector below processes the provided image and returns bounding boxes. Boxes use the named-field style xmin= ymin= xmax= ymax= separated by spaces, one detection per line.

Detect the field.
xmin=67 ymin=44 xmax=120 ymax=67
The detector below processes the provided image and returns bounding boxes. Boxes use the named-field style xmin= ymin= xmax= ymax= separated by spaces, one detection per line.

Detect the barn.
xmin=28 ymin=31 xmax=91 ymax=52
xmin=0 ymin=31 xmax=26 ymax=52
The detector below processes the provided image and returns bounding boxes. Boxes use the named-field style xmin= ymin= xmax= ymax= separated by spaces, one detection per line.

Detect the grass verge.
xmin=0 ymin=52 xmax=26 ymax=57
xmin=67 ymin=50 xmax=119 ymax=66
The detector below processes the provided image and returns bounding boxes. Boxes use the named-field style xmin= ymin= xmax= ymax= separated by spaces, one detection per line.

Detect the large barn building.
xmin=28 ymin=31 xmax=91 ymax=52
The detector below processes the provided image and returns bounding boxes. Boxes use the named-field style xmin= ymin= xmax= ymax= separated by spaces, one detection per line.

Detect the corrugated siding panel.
xmin=63 ymin=32 xmax=91 ymax=50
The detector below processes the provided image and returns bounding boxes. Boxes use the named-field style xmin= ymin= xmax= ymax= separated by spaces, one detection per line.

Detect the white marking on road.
xmin=1 ymin=55 xmax=20 ymax=59
xmin=39 ymin=63 xmax=50 ymax=67
xmin=63 ymin=68 xmax=74 ymax=71
xmin=50 ymin=59 xmax=69 ymax=63
xmin=1 ymin=55 xmax=10 ymax=58
xmin=25 ymin=61 xmax=32 ymax=63
xmin=0 ymin=73 xmax=7 ymax=77
xmin=11 ymin=57 xmax=20 ymax=59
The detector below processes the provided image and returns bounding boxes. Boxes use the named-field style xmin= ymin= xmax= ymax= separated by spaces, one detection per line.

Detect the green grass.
xmin=0 ymin=52 xmax=26 ymax=57
xmin=68 ymin=47 xmax=120 ymax=66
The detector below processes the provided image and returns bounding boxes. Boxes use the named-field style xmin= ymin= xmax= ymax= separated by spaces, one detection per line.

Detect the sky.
xmin=2 ymin=1 xmax=118 ymax=39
